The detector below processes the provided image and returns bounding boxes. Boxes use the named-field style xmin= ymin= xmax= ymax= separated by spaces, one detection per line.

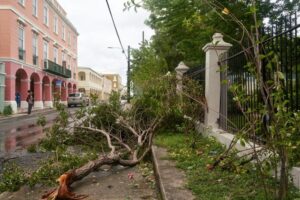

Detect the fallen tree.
xmin=41 ymin=77 xmax=178 ymax=199
xmin=41 ymin=115 xmax=162 ymax=200
xmin=38 ymin=60 xmax=208 ymax=199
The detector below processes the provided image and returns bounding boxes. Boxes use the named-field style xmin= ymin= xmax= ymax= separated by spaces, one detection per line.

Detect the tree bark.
xmin=278 ymin=147 xmax=288 ymax=200
xmin=42 ymin=155 xmax=126 ymax=200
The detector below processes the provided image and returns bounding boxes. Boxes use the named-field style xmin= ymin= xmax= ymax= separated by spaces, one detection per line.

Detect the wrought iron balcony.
xmin=43 ymin=59 xmax=71 ymax=78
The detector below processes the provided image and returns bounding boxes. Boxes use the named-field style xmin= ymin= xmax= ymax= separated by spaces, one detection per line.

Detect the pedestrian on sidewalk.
xmin=26 ymin=90 xmax=34 ymax=114
xmin=15 ymin=92 xmax=21 ymax=108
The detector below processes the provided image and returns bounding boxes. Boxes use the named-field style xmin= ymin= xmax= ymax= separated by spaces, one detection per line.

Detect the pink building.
xmin=0 ymin=0 xmax=78 ymax=113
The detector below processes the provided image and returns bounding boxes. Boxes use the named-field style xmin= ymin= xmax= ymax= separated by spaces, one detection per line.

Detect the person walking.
xmin=15 ymin=92 xmax=21 ymax=108
xmin=26 ymin=90 xmax=34 ymax=114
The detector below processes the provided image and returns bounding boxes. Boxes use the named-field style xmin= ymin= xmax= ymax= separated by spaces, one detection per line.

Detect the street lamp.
xmin=107 ymin=46 xmax=131 ymax=103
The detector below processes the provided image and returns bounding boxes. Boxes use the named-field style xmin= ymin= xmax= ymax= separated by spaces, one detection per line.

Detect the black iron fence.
xmin=219 ymin=13 xmax=300 ymax=133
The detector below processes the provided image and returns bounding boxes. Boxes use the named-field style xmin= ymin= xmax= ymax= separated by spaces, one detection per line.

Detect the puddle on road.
xmin=0 ymin=122 xmax=54 ymax=156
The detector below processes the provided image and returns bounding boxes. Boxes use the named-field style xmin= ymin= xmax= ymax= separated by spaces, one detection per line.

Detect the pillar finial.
xmin=175 ymin=61 xmax=189 ymax=74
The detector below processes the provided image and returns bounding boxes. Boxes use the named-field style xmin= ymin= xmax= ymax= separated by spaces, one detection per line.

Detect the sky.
xmin=58 ymin=0 xmax=154 ymax=85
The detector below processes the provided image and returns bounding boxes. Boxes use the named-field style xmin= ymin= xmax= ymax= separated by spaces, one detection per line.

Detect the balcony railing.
xmin=18 ymin=48 xmax=26 ymax=61
xmin=33 ymin=55 xmax=38 ymax=65
xmin=43 ymin=59 xmax=71 ymax=78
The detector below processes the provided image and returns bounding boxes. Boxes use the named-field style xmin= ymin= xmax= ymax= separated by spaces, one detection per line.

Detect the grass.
xmin=154 ymin=131 xmax=300 ymax=200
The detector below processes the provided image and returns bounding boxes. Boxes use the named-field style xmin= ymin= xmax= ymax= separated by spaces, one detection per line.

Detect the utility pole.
xmin=142 ymin=31 xmax=145 ymax=44
xmin=127 ymin=45 xmax=130 ymax=103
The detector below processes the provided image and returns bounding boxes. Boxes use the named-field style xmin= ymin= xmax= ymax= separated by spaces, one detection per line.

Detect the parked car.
xmin=67 ymin=92 xmax=89 ymax=107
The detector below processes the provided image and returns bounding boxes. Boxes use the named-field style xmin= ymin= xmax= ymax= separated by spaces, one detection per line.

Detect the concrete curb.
xmin=151 ymin=146 xmax=167 ymax=200
xmin=151 ymin=145 xmax=196 ymax=200
xmin=0 ymin=108 xmax=56 ymax=123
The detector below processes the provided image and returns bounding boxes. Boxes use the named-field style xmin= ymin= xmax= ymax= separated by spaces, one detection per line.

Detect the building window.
xmin=62 ymin=51 xmax=66 ymax=67
xmin=32 ymin=33 xmax=38 ymax=65
xmin=54 ymin=16 xmax=58 ymax=34
xmin=68 ymin=55 xmax=71 ymax=69
xmin=43 ymin=5 xmax=48 ymax=26
xmin=43 ymin=41 xmax=48 ymax=68
xmin=62 ymin=24 xmax=65 ymax=40
xmin=18 ymin=25 xmax=25 ymax=61
xmin=53 ymin=47 xmax=58 ymax=63
xmin=18 ymin=0 xmax=25 ymax=6
xmin=78 ymin=72 xmax=85 ymax=81
xmin=32 ymin=0 xmax=38 ymax=16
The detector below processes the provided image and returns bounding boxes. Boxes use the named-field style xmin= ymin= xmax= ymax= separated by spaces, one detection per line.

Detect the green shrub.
xmin=37 ymin=115 xmax=46 ymax=127
xmin=3 ymin=105 xmax=13 ymax=116
xmin=27 ymin=144 xmax=37 ymax=153
xmin=0 ymin=163 xmax=27 ymax=192
xmin=28 ymin=152 xmax=96 ymax=187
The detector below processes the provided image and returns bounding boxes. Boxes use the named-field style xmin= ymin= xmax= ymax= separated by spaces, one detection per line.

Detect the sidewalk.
xmin=0 ymin=108 xmax=56 ymax=123
xmin=152 ymin=146 xmax=196 ymax=200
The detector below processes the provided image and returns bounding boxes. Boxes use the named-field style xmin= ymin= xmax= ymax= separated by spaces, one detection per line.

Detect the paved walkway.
xmin=152 ymin=146 xmax=196 ymax=200
xmin=0 ymin=165 xmax=158 ymax=200
xmin=0 ymin=108 xmax=56 ymax=123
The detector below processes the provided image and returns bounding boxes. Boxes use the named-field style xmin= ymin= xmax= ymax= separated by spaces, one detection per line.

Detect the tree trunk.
xmin=42 ymin=155 xmax=120 ymax=200
xmin=278 ymin=147 xmax=288 ymax=200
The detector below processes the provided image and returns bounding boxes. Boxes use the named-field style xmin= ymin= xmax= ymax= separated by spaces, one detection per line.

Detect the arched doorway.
xmin=15 ymin=69 xmax=28 ymax=110
xmin=61 ymin=81 xmax=67 ymax=104
xmin=30 ymin=73 xmax=42 ymax=109
xmin=78 ymin=72 xmax=86 ymax=81
xmin=42 ymin=76 xmax=51 ymax=107
xmin=73 ymin=84 xmax=77 ymax=93
xmin=52 ymin=79 xmax=61 ymax=105
xmin=67 ymin=83 xmax=72 ymax=95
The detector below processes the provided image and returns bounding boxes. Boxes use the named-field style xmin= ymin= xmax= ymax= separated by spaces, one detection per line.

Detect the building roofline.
xmin=78 ymin=67 xmax=105 ymax=78
xmin=45 ymin=0 xmax=79 ymax=35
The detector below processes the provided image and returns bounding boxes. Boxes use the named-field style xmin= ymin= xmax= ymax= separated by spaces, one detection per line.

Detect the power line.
xmin=105 ymin=0 xmax=128 ymax=60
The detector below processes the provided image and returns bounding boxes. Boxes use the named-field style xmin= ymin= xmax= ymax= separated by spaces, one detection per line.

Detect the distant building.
xmin=104 ymin=74 xmax=122 ymax=92
xmin=102 ymin=77 xmax=112 ymax=101
xmin=0 ymin=0 xmax=79 ymax=113
xmin=77 ymin=67 xmax=103 ymax=97
xmin=77 ymin=67 xmax=112 ymax=101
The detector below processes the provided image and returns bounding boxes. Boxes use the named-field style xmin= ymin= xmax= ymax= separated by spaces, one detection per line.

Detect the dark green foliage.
xmin=3 ymin=105 xmax=13 ymax=116
xmin=28 ymin=152 xmax=96 ymax=187
xmin=0 ymin=163 xmax=26 ymax=192
xmin=109 ymin=91 xmax=121 ymax=112
xmin=37 ymin=115 xmax=46 ymax=127
xmin=27 ymin=144 xmax=37 ymax=153
xmin=39 ymin=124 xmax=71 ymax=151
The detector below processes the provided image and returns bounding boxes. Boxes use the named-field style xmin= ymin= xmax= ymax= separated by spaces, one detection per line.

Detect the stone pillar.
xmin=175 ymin=62 xmax=189 ymax=94
xmin=4 ymin=74 xmax=17 ymax=113
xmin=20 ymin=79 xmax=30 ymax=110
xmin=202 ymin=33 xmax=232 ymax=128
xmin=34 ymin=81 xmax=43 ymax=109
xmin=0 ymin=63 xmax=5 ymax=112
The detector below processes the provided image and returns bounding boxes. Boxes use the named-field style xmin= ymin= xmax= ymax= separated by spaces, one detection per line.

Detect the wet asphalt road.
xmin=0 ymin=108 xmax=77 ymax=157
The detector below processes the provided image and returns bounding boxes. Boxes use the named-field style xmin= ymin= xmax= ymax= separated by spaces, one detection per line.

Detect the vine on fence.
xmin=207 ymin=1 xmax=300 ymax=199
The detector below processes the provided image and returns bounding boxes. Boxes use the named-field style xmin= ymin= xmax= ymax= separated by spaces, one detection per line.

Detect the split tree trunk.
xmin=42 ymin=154 xmax=137 ymax=200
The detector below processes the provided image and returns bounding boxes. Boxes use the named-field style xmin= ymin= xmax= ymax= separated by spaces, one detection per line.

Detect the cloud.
xmin=59 ymin=0 xmax=154 ymax=85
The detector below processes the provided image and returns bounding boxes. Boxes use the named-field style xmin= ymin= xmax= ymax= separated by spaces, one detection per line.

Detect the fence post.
xmin=175 ymin=61 xmax=189 ymax=94
xmin=202 ymin=33 xmax=232 ymax=128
